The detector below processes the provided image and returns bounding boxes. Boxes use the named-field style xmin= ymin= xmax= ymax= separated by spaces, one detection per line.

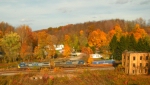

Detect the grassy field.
xmin=0 ymin=68 xmax=150 ymax=85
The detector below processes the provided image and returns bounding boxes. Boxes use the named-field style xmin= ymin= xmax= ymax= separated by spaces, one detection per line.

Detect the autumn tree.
xmin=0 ymin=22 xmax=14 ymax=35
xmin=132 ymin=24 xmax=147 ymax=41
xmin=1 ymin=32 xmax=21 ymax=62
xmin=135 ymin=17 xmax=146 ymax=27
xmin=32 ymin=32 xmax=38 ymax=50
xmin=107 ymin=29 xmax=116 ymax=43
xmin=88 ymin=29 xmax=107 ymax=52
xmin=34 ymin=31 xmax=48 ymax=60
xmin=63 ymin=44 xmax=71 ymax=57
xmin=34 ymin=46 xmax=44 ymax=60
xmin=50 ymin=35 xmax=58 ymax=45
xmin=108 ymin=24 xmax=123 ymax=43
xmin=0 ymin=31 xmax=3 ymax=46
xmin=81 ymin=47 xmax=93 ymax=55
xmin=64 ymin=34 xmax=71 ymax=45
xmin=45 ymin=35 xmax=55 ymax=59
xmin=114 ymin=24 xmax=122 ymax=41
xmin=79 ymin=30 xmax=88 ymax=49
xmin=16 ymin=25 xmax=33 ymax=61
xmin=16 ymin=25 xmax=33 ymax=44
xmin=20 ymin=42 xmax=28 ymax=61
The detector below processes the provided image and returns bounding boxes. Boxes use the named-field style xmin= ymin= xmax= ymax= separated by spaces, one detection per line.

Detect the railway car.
xmin=54 ymin=60 xmax=86 ymax=68
xmin=90 ymin=59 xmax=115 ymax=66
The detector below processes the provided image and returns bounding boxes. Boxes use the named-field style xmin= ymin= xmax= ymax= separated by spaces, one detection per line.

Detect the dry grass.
xmin=0 ymin=69 xmax=150 ymax=85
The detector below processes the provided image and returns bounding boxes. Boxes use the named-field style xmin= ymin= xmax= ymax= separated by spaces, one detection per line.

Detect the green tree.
xmin=136 ymin=38 xmax=150 ymax=52
xmin=70 ymin=34 xmax=79 ymax=51
xmin=79 ymin=30 xmax=88 ymax=50
xmin=144 ymin=36 xmax=150 ymax=51
xmin=114 ymin=36 xmax=127 ymax=60
xmin=1 ymin=32 xmax=21 ymax=62
xmin=109 ymin=35 xmax=117 ymax=54
xmin=128 ymin=34 xmax=137 ymax=51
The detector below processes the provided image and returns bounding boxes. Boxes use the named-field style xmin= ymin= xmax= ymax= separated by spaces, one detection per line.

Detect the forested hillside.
xmin=0 ymin=18 xmax=150 ymax=62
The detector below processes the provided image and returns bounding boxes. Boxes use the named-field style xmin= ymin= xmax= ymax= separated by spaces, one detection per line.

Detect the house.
xmin=90 ymin=53 xmax=102 ymax=58
xmin=122 ymin=51 xmax=149 ymax=75
xmin=54 ymin=44 xmax=64 ymax=53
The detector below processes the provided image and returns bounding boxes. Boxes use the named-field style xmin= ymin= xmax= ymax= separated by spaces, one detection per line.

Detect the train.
xmin=18 ymin=59 xmax=115 ymax=69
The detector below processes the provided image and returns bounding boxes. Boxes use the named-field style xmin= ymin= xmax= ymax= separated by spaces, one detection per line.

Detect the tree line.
xmin=0 ymin=18 xmax=150 ymax=63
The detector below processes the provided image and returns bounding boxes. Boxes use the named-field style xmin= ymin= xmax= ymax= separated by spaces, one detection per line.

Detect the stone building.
xmin=122 ymin=51 xmax=149 ymax=75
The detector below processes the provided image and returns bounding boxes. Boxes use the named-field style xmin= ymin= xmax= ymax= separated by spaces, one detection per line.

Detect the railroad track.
xmin=0 ymin=66 xmax=115 ymax=76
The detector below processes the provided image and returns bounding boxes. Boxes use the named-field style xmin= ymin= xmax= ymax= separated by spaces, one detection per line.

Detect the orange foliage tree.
xmin=131 ymin=24 xmax=147 ymax=41
xmin=16 ymin=25 xmax=33 ymax=61
xmin=45 ymin=35 xmax=55 ymax=59
xmin=63 ymin=44 xmax=71 ymax=58
xmin=88 ymin=29 xmax=107 ymax=49
xmin=20 ymin=42 xmax=33 ymax=61
xmin=81 ymin=47 xmax=93 ymax=55
xmin=81 ymin=47 xmax=93 ymax=64
xmin=108 ymin=24 xmax=123 ymax=42
xmin=64 ymin=34 xmax=71 ymax=45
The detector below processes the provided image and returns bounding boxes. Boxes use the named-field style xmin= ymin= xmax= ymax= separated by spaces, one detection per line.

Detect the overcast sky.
xmin=0 ymin=0 xmax=150 ymax=31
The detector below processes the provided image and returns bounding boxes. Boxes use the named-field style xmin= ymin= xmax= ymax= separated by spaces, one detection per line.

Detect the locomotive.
xmin=18 ymin=62 xmax=52 ymax=69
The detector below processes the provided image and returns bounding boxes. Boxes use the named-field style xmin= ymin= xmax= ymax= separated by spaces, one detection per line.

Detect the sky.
xmin=0 ymin=0 xmax=150 ymax=31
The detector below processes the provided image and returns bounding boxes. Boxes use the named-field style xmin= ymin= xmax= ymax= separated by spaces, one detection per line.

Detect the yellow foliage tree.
xmin=108 ymin=24 xmax=123 ymax=42
xmin=88 ymin=29 xmax=107 ymax=49
xmin=38 ymin=31 xmax=48 ymax=48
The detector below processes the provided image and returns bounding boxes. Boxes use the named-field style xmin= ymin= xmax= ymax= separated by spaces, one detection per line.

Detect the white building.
xmin=90 ymin=54 xmax=102 ymax=58
xmin=54 ymin=44 xmax=64 ymax=53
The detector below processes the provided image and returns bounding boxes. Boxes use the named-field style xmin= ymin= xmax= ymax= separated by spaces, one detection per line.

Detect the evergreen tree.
xmin=113 ymin=41 xmax=122 ymax=60
xmin=128 ymin=34 xmax=137 ymax=51
xmin=109 ymin=35 xmax=117 ymax=59
xmin=109 ymin=35 xmax=117 ymax=52
xmin=113 ymin=36 xmax=127 ymax=60
xmin=143 ymin=38 xmax=150 ymax=52
xmin=136 ymin=38 xmax=143 ymax=51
